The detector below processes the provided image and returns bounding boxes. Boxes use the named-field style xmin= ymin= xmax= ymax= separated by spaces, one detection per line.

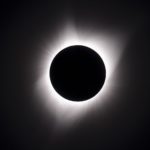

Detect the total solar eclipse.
xmin=50 ymin=45 xmax=106 ymax=101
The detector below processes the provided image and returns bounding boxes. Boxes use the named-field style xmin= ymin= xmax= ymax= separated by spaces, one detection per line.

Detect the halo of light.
xmin=34 ymin=22 xmax=126 ymax=126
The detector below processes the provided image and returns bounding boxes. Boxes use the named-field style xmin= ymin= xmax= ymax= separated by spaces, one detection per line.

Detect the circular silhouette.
xmin=50 ymin=45 xmax=106 ymax=101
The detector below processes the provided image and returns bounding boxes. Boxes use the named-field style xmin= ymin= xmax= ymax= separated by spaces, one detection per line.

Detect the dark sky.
xmin=2 ymin=0 xmax=150 ymax=150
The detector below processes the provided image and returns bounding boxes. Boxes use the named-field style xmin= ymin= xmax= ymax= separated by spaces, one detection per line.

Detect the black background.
xmin=2 ymin=0 xmax=150 ymax=150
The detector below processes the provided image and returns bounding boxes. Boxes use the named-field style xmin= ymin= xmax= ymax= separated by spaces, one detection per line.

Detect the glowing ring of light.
xmin=34 ymin=23 xmax=125 ymax=125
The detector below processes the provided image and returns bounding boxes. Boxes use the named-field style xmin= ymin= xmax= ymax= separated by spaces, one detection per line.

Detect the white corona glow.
xmin=34 ymin=22 xmax=126 ymax=126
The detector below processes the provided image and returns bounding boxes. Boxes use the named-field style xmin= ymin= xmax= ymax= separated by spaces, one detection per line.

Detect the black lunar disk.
xmin=50 ymin=45 xmax=106 ymax=101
